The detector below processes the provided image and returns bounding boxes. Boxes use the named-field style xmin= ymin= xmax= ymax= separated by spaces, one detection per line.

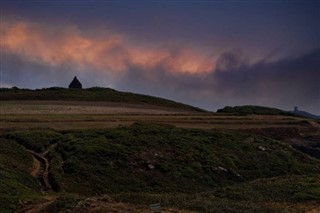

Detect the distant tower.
xmin=68 ymin=76 xmax=82 ymax=89
xmin=294 ymin=106 xmax=298 ymax=112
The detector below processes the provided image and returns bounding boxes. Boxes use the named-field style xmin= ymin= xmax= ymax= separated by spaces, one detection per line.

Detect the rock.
xmin=235 ymin=173 xmax=241 ymax=177
xmin=217 ymin=166 xmax=228 ymax=172
xmin=258 ymin=145 xmax=266 ymax=151
xmin=148 ymin=164 xmax=155 ymax=169
xmin=214 ymin=166 xmax=228 ymax=173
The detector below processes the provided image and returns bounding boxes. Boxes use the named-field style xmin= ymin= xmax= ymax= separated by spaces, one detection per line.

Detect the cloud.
xmin=1 ymin=18 xmax=319 ymax=114
xmin=212 ymin=49 xmax=320 ymax=109
xmin=1 ymin=18 xmax=215 ymax=74
xmin=115 ymin=48 xmax=320 ymax=114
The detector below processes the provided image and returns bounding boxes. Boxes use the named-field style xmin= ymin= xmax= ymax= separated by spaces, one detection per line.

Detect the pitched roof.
xmin=69 ymin=76 xmax=82 ymax=89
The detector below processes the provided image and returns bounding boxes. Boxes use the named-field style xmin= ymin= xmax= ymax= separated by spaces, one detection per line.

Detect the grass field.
xmin=0 ymin=101 xmax=313 ymax=131
xmin=0 ymin=100 xmax=192 ymax=114
xmin=1 ymin=123 xmax=319 ymax=213
xmin=0 ymin=87 xmax=204 ymax=112
xmin=0 ymin=93 xmax=319 ymax=212
xmin=1 ymin=124 xmax=320 ymax=212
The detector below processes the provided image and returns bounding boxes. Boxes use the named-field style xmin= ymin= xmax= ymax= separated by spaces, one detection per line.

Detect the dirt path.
xmin=15 ymin=145 xmax=58 ymax=212
xmin=307 ymin=206 xmax=320 ymax=213
xmin=30 ymin=154 xmax=41 ymax=177
xmin=16 ymin=195 xmax=57 ymax=213
xmin=27 ymin=144 xmax=56 ymax=192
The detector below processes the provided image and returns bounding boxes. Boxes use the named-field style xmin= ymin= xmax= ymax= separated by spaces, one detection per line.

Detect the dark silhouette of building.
xmin=69 ymin=76 xmax=82 ymax=89
xmin=294 ymin=106 xmax=298 ymax=112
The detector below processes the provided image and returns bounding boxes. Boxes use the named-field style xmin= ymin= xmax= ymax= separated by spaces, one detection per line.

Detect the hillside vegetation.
xmin=0 ymin=87 xmax=204 ymax=112
xmin=217 ymin=105 xmax=294 ymax=116
xmin=0 ymin=138 xmax=40 ymax=211
xmin=1 ymin=123 xmax=319 ymax=212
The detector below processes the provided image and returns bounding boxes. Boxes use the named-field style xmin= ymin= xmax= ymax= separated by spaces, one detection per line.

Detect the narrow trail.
xmin=307 ymin=205 xmax=320 ymax=213
xmin=15 ymin=145 xmax=58 ymax=213
xmin=27 ymin=144 xmax=57 ymax=192
xmin=30 ymin=154 xmax=40 ymax=177
xmin=27 ymin=150 xmax=51 ymax=192
xmin=16 ymin=195 xmax=57 ymax=213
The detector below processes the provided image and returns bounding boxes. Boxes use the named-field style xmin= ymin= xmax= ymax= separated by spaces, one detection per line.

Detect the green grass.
xmin=113 ymin=192 xmax=279 ymax=213
xmin=0 ymin=87 xmax=204 ymax=112
xmin=1 ymin=123 xmax=319 ymax=212
xmin=217 ymin=105 xmax=295 ymax=116
xmin=0 ymin=138 xmax=41 ymax=212
xmin=214 ymin=175 xmax=320 ymax=202
xmin=5 ymin=123 xmax=317 ymax=195
xmin=4 ymin=130 xmax=62 ymax=153
xmin=113 ymin=175 xmax=320 ymax=212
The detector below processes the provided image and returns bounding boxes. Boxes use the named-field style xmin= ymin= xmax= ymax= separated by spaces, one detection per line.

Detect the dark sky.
xmin=1 ymin=0 xmax=319 ymax=113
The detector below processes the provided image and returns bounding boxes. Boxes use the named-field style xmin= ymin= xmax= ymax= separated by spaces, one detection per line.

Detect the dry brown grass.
xmin=0 ymin=101 xmax=189 ymax=115
xmin=0 ymin=101 xmax=314 ymax=131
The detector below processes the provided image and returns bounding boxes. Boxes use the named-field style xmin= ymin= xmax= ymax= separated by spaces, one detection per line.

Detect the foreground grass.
xmin=113 ymin=174 xmax=320 ymax=212
xmin=0 ymin=123 xmax=319 ymax=212
xmin=0 ymin=139 xmax=41 ymax=212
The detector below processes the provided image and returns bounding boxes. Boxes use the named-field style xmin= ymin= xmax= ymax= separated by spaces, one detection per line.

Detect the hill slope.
xmin=217 ymin=105 xmax=294 ymax=116
xmin=1 ymin=123 xmax=319 ymax=212
xmin=291 ymin=109 xmax=320 ymax=119
xmin=0 ymin=87 xmax=204 ymax=112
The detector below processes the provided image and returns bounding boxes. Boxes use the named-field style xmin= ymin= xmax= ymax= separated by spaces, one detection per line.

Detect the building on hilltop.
xmin=69 ymin=76 xmax=82 ymax=89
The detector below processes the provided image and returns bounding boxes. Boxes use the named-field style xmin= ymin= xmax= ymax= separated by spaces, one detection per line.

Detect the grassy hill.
xmin=1 ymin=88 xmax=319 ymax=212
xmin=217 ymin=105 xmax=294 ymax=116
xmin=0 ymin=138 xmax=40 ymax=211
xmin=0 ymin=87 xmax=204 ymax=112
xmin=1 ymin=123 xmax=319 ymax=212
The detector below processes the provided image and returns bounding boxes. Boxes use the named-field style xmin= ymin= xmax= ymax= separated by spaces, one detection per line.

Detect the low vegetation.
xmin=0 ymin=87 xmax=204 ymax=112
xmin=4 ymin=130 xmax=62 ymax=153
xmin=217 ymin=105 xmax=295 ymax=116
xmin=1 ymin=123 xmax=319 ymax=212
xmin=0 ymin=138 xmax=41 ymax=212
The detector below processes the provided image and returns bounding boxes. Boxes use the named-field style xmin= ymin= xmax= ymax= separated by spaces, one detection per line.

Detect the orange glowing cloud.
xmin=1 ymin=19 xmax=215 ymax=74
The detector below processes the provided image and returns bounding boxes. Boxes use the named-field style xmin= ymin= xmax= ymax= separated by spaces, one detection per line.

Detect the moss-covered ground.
xmin=0 ymin=123 xmax=319 ymax=212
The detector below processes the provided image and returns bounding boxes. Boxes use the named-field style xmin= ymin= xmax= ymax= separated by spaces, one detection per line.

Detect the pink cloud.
xmin=1 ymin=19 xmax=216 ymax=74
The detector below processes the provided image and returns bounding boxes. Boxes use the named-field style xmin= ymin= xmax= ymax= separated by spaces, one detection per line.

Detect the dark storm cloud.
xmin=2 ymin=46 xmax=319 ymax=114
xmin=1 ymin=0 xmax=319 ymax=114
xmin=115 ymin=48 xmax=320 ymax=114
xmin=212 ymin=49 xmax=320 ymax=111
